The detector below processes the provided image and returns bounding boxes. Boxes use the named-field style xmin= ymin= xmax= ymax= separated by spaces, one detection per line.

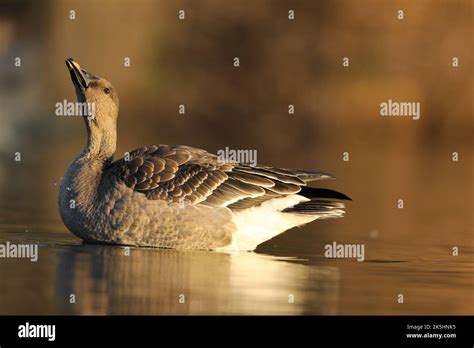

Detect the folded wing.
xmin=110 ymin=144 xmax=339 ymax=211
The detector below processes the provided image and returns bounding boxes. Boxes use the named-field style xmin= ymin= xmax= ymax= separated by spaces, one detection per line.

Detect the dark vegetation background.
xmin=0 ymin=0 xmax=472 ymax=313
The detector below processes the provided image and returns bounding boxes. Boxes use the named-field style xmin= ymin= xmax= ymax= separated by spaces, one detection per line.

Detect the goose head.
xmin=65 ymin=58 xmax=119 ymax=159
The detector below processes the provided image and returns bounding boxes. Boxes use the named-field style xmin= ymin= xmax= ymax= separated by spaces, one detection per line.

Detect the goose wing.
xmin=111 ymin=144 xmax=334 ymax=210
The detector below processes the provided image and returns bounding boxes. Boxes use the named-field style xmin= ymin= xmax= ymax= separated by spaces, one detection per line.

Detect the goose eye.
xmin=104 ymin=87 xmax=110 ymax=95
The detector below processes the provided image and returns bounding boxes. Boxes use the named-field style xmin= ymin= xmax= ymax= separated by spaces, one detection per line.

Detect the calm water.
xmin=0 ymin=206 xmax=472 ymax=315
xmin=0 ymin=0 xmax=472 ymax=316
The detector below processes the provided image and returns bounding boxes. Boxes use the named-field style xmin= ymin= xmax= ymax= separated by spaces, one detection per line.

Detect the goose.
xmin=59 ymin=58 xmax=350 ymax=251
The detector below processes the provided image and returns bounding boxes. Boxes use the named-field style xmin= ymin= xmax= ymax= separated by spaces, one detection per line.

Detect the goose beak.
xmin=65 ymin=58 xmax=98 ymax=90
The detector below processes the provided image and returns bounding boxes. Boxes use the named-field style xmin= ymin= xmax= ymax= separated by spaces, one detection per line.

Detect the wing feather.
xmin=110 ymin=144 xmax=334 ymax=211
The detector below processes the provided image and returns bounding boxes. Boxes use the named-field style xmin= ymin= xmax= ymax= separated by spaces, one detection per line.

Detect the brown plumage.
xmin=111 ymin=144 xmax=347 ymax=212
xmin=59 ymin=58 xmax=350 ymax=251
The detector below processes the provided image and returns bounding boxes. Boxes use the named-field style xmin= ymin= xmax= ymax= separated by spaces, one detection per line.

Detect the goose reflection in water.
xmin=55 ymin=245 xmax=339 ymax=315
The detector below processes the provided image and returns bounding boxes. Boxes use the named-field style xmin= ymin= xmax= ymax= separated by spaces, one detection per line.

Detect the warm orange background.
xmin=0 ymin=0 xmax=472 ymax=314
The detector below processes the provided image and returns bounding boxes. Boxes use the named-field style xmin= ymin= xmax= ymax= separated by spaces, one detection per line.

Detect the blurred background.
xmin=0 ymin=0 xmax=472 ymax=315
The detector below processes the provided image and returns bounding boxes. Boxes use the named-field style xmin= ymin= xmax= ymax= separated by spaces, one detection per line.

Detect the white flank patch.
xmin=216 ymin=194 xmax=318 ymax=251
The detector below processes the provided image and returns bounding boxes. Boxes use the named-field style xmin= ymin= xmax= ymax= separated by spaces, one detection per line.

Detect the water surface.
xmin=0 ymin=206 xmax=472 ymax=315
